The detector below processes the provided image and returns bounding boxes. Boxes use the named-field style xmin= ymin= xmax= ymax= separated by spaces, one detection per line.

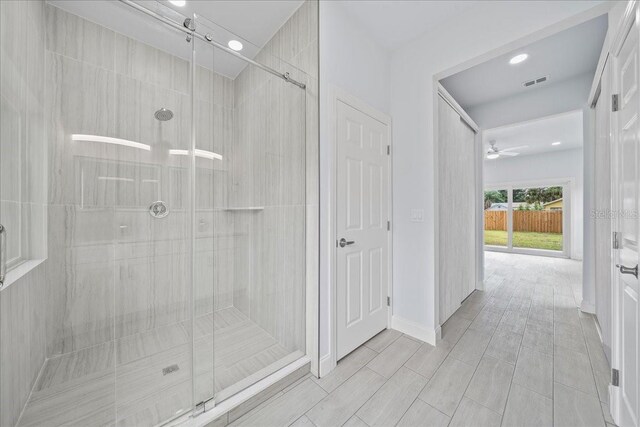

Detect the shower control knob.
xmin=149 ymin=201 xmax=169 ymax=219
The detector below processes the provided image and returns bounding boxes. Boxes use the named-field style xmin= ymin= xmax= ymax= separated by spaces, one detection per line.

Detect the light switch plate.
xmin=410 ymin=209 xmax=424 ymax=222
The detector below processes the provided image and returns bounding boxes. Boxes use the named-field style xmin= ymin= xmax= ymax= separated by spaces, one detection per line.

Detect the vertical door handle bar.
xmin=0 ymin=224 xmax=6 ymax=287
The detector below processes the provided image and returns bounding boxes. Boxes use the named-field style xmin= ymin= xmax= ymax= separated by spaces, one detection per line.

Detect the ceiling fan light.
xmin=487 ymin=153 xmax=500 ymax=160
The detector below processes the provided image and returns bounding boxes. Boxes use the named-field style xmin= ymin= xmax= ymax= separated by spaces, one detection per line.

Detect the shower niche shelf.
xmin=223 ymin=206 xmax=265 ymax=212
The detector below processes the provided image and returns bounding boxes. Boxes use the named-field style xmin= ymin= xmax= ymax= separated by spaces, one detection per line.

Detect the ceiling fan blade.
xmin=501 ymin=145 xmax=528 ymax=152
xmin=500 ymin=151 xmax=519 ymax=156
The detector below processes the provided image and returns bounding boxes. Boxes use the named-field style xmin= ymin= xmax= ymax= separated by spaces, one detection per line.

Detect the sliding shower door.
xmin=8 ymin=1 xmax=312 ymax=425
xmin=193 ymin=15 xmax=308 ymax=404
xmin=36 ymin=3 xmax=197 ymax=425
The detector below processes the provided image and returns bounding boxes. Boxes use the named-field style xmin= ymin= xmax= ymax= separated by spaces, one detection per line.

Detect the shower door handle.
xmin=0 ymin=224 xmax=6 ymax=287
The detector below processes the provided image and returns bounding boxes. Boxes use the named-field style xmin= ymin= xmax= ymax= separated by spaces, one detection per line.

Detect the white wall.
xmin=484 ymin=148 xmax=584 ymax=259
xmin=319 ymin=1 xmax=391 ymax=362
xmin=390 ymin=1 xmax=610 ymax=336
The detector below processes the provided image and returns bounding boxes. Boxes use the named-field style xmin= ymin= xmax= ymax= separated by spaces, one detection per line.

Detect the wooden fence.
xmin=484 ymin=210 xmax=563 ymax=233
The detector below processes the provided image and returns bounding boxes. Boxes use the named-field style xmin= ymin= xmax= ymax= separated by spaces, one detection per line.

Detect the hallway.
xmin=222 ymin=252 xmax=613 ymax=427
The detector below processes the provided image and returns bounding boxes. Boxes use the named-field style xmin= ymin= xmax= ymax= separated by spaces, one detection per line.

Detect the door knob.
xmin=616 ymin=264 xmax=638 ymax=279
xmin=339 ymin=238 xmax=355 ymax=248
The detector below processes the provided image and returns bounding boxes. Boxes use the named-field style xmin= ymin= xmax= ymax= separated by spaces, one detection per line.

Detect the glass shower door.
xmin=201 ymin=25 xmax=308 ymax=402
xmin=109 ymin=13 xmax=196 ymax=425
xmin=42 ymin=3 xmax=197 ymax=424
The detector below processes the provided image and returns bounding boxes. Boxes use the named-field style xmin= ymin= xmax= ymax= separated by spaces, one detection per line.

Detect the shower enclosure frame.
xmin=113 ymin=0 xmax=319 ymax=423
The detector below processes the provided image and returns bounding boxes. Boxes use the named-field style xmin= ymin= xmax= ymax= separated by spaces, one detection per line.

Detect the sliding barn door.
xmin=438 ymin=96 xmax=477 ymax=324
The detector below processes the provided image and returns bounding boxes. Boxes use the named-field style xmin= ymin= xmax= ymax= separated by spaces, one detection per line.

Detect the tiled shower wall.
xmin=43 ymin=1 xmax=318 ymax=357
xmin=0 ymin=1 xmax=48 ymax=426
xmin=44 ymin=4 xmax=237 ymax=355
xmin=230 ymin=0 xmax=318 ymax=353
xmin=0 ymin=0 xmax=318 ymax=423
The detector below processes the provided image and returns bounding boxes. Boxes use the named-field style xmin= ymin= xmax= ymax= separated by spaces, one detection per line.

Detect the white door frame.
xmin=483 ymin=178 xmax=574 ymax=259
xmin=609 ymin=2 xmax=639 ymax=423
xmin=325 ymin=86 xmax=392 ymax=375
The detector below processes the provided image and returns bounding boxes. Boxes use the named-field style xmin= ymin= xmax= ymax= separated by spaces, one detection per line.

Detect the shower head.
xmin=154 ymin=108 xmax=174 ymax=121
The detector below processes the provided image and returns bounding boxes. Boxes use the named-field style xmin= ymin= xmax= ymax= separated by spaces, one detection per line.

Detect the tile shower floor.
xmin=18 ymin=307 xmax=294 ymax=426
xmin=223 ymin=252 xmax=615 ymax=427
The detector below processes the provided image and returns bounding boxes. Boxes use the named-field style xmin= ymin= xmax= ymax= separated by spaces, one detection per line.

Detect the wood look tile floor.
xmin=226 ymin=252 xmax=615 ymax=427
xmin=17 ymin=307 xmax=294 ymax=427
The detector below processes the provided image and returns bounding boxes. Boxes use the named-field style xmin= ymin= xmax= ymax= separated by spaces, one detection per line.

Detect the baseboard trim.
xmin=392 ymin=315 xmax=437 ymax=345
xmin=319 ymin=353 xmax=335 ymax=377
xmin=580 ymin=299 xmax=596 ymax=314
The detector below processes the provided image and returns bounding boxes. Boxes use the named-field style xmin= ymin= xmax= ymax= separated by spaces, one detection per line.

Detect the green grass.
xmin=484 ymin=230 xmax=563 ymax=251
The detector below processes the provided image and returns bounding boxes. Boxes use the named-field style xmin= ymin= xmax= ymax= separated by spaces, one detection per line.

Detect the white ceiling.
xmin=440 ymin=15 xmax=607 ymax=109
xmin=338 ymin=1 xmax=478 ymax=51
xmin=48 ymin=0 xmax=303 ymax=78
xmin=482 ymin=110 xmax=583 ymax=160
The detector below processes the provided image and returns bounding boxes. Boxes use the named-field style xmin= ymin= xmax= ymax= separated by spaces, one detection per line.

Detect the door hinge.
xmin=387 ymin=220 xmax=391 ymax=231
xmin=387 ymin=296 xmax=391 ymax=307
xmin=613 ymin=231 xmax=621 ymax=249
xmin=387 ymin=145 xmax=391 ymax=155
xmin=194 ymin=401 xmax=206 ymax=417
xmin=612 ymin=94 xmax=619 ymax=112
xmin=612 ymin=368 xmax=620 ymax=387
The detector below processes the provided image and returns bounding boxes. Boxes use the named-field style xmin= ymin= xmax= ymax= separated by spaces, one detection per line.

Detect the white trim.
xmin=437 ymin=84 xmax=479 ymax=132
xmin=580 ymin=299 xmax=596 ymax=314
xmin=611 ymin=0 xmax=638 ymax=56
xmin=608 ymin=4 xmax=638 ymax=424
xmin=0 ymin=258 xmax=45 ymax=290
xmin=483 ymin=109 xmax=584 ymax=134
xmin=391 ymin=316 xmax=437 ymax=346
xmin=326 ymin=85 xmax=393 ymax=376
xmin=476 ymin=130 xmax=485 ymax=297
xmin=319 ymin=354 xmax=333 ymax=377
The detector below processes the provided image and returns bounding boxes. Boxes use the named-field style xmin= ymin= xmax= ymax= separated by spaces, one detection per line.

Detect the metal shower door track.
xmin=118 ymin=0 xmax=306 ymax=89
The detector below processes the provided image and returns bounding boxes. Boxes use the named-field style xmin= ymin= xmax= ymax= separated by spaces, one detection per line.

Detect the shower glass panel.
xmin=4 ymin=0 xmax=311 ymax=425
xmin=23 ymin=2 xmax=197 ymax=425
xmin=193 ymin=14 xmax=308 ymax=403
xmin=108 ymin=16 xmax=196 ymax=425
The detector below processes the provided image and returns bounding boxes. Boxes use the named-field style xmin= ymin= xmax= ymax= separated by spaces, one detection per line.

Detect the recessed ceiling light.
xmin=509 ymin=53 xmax=528 ymax=65
xmin=228 ymin=40 xmax=243 ymax=51
xmin=169 ymin=0 xmax=186 ymax=6
xmin=487 ymin=153 xmax=500 ymax=160
xmin=552 ymin=141 xmax=562 ymax=146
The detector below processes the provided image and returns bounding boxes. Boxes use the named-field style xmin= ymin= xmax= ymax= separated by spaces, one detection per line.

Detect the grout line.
xmin=15 ymin=353 xmax=49 ymax=427
xmin=340 ymin=342 xmax=423 ymax=426
xmin=434 ymin=288 xmax=509 ymax=421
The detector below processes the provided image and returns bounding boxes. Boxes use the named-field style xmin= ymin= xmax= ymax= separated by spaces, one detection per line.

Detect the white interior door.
xmin=613 ymin=16 xmax=640 ymax=427
xmin=336 ymin=99 xmax=389 ymax=360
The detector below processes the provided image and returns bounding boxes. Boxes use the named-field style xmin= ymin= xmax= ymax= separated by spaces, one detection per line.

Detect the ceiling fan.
xmin=486 ymin=140 xmax=528 ymax=159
